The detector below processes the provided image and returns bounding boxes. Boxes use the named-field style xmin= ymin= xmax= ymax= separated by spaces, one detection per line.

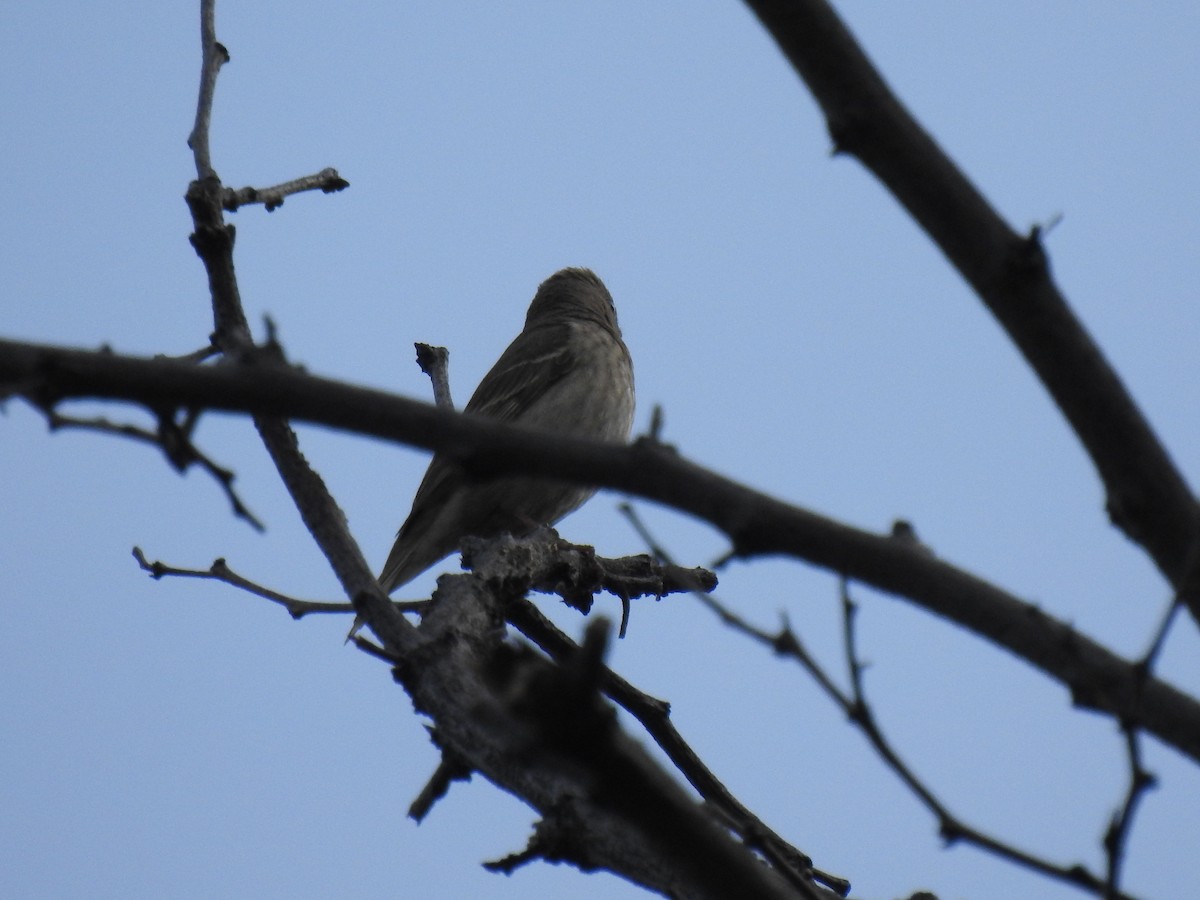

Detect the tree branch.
xmin=132 ymin=548 xmax=359 ymax=618
xmin=3 ymin=336 xmax=1197 ymax=764
xmin=45 ymin=408 xmax=264 ymax=531
xmin=181 ymin=1 xmax=406 ymax=652
xmin=394 ymin=581 xmax=825 ymax=898
xmin=1104 ymin=726 xmax=1157 ymax=900
xmin=741 ymin=0 xmax=1200 ymax=620
xmin=158 ymin=10 xmax=844 ymax=892
xmin=415 ymin=342 xmax=454 ymax=409
xmin=504 ymin=598 xmax=848 ymax=896
xmin=621 ymin=503 xmax=1135 ymax=899
xmin=221 ymin=167 xmax=349 ymax=212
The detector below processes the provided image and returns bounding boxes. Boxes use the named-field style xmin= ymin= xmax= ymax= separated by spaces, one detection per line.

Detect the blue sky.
xmin=3 ymin=3 xmax=1199 ymax=898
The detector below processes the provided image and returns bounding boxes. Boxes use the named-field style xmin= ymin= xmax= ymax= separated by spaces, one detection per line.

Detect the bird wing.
xmin=463 ymin=322 xmax=575 ymax=422
xmin=390 ymin=322 xmax=574 ymax=547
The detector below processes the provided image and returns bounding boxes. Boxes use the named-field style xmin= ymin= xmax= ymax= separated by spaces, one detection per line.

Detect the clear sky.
xmin=3 ymin=3 xmax=1199 ymax=899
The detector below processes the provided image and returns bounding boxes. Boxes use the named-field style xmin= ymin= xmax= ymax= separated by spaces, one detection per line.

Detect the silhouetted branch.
xmin=44 ymin=408 xmax=264 ymax=530
xmin=391 ymin=574 xmax=819 ymax=898
xmin=130 ymin=534 xmax=701 ymax=624
xmin=409 ymin=745 xmax=472 ymax=823
xmin=181 ymin=2 xmax=400 ymax=647
xmin=3 ymin=335 xmax=1198 ymax=765
xmin=505 ymin=597 xmax=848 ymax=897
xmin=741 ymin=0 xmax=1200 ymax=619
xmin=621 ymin=503 xmax=1139 ymax=899
xmin=1104 ymin=727 xmax=1157 ymax=899
xmin=836 ymin=582 xmax=1134 ymax=900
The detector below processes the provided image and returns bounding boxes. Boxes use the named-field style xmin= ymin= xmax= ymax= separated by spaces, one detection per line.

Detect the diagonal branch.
xmin=182 ymin=1 xmax=402 ymax=646
xmin=622 ymin=503 xmax=1136 ymax=899
xmin=505 ymin=599 xmax=848 ymax=897
xmin=836 ymin=583 xmax=1136 ymax=900
xmin=741 ymin=0 xmax=1200 ymax=619
xmin=3 ymin=336 xmax=1198 ymax=764
xmin=45 ymin=408 xmax=264 ymax=531
xmin=170 ymin=6 xmax=824 ymax=894
xmin=131 ymin=548 xmax=360 ymax=618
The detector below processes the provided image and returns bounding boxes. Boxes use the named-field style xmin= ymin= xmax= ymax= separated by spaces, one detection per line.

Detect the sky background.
xmin=3 ymin=3 xmax=1199 ymax=899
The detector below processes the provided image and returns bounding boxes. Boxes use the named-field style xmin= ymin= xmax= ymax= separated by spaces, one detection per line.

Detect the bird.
xmin=378 ymin=267 xmax=635 ymax=593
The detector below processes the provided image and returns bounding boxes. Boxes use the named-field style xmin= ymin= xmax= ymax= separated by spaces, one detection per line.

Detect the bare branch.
xmin=132 ymin=533 xmax=696 ymax=626
xmin=4 ymin=336 xmax=1198 ymax=764
xmin=505 ymin=598 xmax=847 ymax=897
xmin=165 ymin=344 xmax=221 ymax=364
xmin=741 ymin=0 xmax=1200 ymax=618
xmin=181 ymin=6 xmax=403 ymax=650
xmin=46 ymin=408 xmax=264 ymax=530
xmin=131 ymin=548 xmax=359 ymax=618
xmin=415 ymin=342 xmax=454 ymax=409
xmin=133 ymin=518 xmax=798 ymax=894
xmin=1140 ymin=540 xmax=1200 ymax=673
xmin=221 ymin=167 xmax=350 ymax=212
xmin=460 ymin=527 xmax=715 ymax=616
xmin=186 ymin=0 xmax=227 ymax=180
xmin=837 ymin=581 xmax=1135 ymax=899
xmin=393 ymin=574 xmax=816 ymax=898
xmin=622 ymin=505 xmax=1140 ymax=899
xmin=1104 ymin=728 xmax=1158 ymax=899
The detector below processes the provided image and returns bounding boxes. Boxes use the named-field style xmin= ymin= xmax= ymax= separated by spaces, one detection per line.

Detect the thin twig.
xmin=1103 ymin=727 xmax=1157 ymax=900
xmin=351 ymin=634 xmax=402 ymax=665
xmin=1139 ymin=537 xmax=1200 ymax=673
xmin=838 ymin=579 xmax=866 ymax=702
xmin=222 ymin=167 xmax=349 ymax=212
xmin=621 ymin=503 xmax=1136 ymax=900
xmin=131 ymin=548 xmax=429 ymax=619
xmin=835 ymin=581 xmax=1138 ymax=900
xmin=132 ymin=548 xmax=346 ymax=616
xmin=1138 ymin=598 xmax=1183 ymax=676
xmin=183 ymin=1 xmax=399 ymax=639
xmin=47 ymin=407 xmax=264 ymax=531
xmin=162 ymin=344 xmax=221 ymax=364
xmin=648 ymin=403 xmax=665 ymax=442
xmin=186 ymin=0 xmax=227 ymax=179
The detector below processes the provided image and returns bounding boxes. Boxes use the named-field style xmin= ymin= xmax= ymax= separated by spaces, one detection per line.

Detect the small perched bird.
xmin=379 ymin=267 xmax=635 ymax=593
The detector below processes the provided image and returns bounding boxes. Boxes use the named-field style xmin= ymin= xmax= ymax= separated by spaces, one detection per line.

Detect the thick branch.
xmin=394 ymin=575 xmax=817 ymax=898
xmin=506 ymin=599 xmax=846 ymax=895
xmin=4 ymin=337 xmax=1198 ymax=763
xmin=741 ymin=0 xmax=1200 ymax=616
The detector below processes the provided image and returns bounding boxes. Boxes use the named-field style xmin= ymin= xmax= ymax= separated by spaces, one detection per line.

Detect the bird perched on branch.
xmin=379 ymin=267 xmax=635 ymax=593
